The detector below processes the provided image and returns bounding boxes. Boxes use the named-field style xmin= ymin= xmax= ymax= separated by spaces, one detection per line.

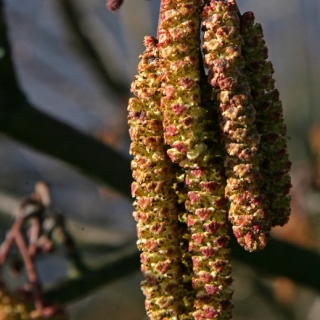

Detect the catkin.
xmin=202 ymin=0 xmax=271 ymax=252
xmin=0 ymin=286 xmax=30 ymax=320
xmin=240 ymin=11 xmax=292 ymax=227
xmin=158 ymin=0 xmax=233 ymax=318
xmin=128 ymin=36 xmax=185 ymax=320
xmin=129 ymin=1 xmax=291 ymax=319
xmin=0 ymin=285 xmax=66 ymax=320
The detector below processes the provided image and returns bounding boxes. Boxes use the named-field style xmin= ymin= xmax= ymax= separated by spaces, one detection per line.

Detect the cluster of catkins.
xmin=128 ymin=0 xmax=291 ymax=319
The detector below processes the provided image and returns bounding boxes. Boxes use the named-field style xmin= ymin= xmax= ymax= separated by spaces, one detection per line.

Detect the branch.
xmin=43 ymin=243 xmax=139 ymax=304
xmin=0 ymin=3 xmax=131 ymax=198
xmin=0 ymin=100 xmax=132 ymax=198
xmin=43 ymin=238 xmax=320 ymax=306
xmin=60 ymin=0 xmax=127 ymax=96
xmin=230 ymin=236 xmax=320 ymax=292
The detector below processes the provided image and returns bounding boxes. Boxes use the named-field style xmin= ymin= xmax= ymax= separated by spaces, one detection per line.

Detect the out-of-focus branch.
xmin=0 ymin=101 xmax=132 ymax=198
xmin=60 ymin=0 xmax=128 ymax=96
xmin=43 ymin=238 xmax=320 ymax=306
xmin=0 ymin=1 xmax=24 ymax=104
xmin=43 ymin=243 xmax=139 ymax=304
xmin=0 ymin=2 xmax=132 ymax=199
xmin=230 ymin=235 xmax=320 ymax=293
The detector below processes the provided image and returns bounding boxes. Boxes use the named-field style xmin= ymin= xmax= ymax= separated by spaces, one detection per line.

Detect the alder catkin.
xmin=158 ymin=0 xmax=233 ymax=318
xmin=0 ymin=285 xmax=66 ymax=320
xmin=129 ymin=1 xmax=292 ymax=319
xmin=202 ymin=0 xmax=271 ymax=252
xmin=128 ymin=36 xmax=186 ymax=320
xmin=0 ymin=286 xmax=30 ymax=320
xmin=240 ymin=11 xmax=292 ymax=227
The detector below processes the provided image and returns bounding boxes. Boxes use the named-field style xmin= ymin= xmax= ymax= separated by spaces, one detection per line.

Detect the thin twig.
xmin=28 ymin=218 xmax=41 ymax=257
xmin=53 ymin=216 xmax=89 ymax=274
xmin=15 ymin=229 xmax=44 ymax=312
xmin=0 ymin=230 xmax=15 ymax=266
xmin=0 ymin=182 xmax=89 ymax=314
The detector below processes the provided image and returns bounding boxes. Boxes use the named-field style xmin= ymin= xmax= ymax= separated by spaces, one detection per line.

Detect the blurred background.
xmin=1 ymin=0 xmax=320 ymax=319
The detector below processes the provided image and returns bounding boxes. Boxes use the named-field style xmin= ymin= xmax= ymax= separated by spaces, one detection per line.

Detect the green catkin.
xmin=202 ymin=0 xmax=271 ymax=252
xmin=128 ymin=36 xmax=185 ymax=319
xmin=239 ymin=11 xmax=292 ymax=227
xmin=158 ymin=0 xmax=233 ymax=319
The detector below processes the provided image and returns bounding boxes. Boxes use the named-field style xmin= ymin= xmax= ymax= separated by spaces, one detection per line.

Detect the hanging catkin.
xmin=128 ymin=36 xmax=185 ymax=319
xmin=158 ymin=0 xmax=233 ymax=318
xmin=202 ymin=0 xmax=271 ymax=252
xmin=240 ymin=11 xmax=292 ymax=227
xmin=128 ymin=1 xmax=292 ymax=319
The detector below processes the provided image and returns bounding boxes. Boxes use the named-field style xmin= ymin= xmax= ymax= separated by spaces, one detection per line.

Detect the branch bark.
xmin=43 ymin=243 xmax=140 ymax=305
xmin=43 ymin=238 xmax=320 ymax=306
xmin=0 ymin=100 xmax=132 ymax=198
xmin=60 ymin=0 xmax=128 ymax=96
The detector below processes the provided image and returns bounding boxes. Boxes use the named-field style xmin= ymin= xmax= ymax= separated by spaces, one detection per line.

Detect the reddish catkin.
xmin=240 ymin=11 xmax=292 ymax=227
xmin=128 ymin=36 xmax=185 ymax=319
xmin=158 ymin=0 xmax=233 ymax=318
xmin=202 ymin=0 xmax=271 ymax=252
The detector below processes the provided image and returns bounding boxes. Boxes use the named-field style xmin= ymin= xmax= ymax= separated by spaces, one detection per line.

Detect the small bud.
xmin=106 ymin=0 xmax=124 ymax=12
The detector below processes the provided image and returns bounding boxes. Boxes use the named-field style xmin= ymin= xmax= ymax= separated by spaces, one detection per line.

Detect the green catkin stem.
xmin=202 ymin=0 xmax=271 ymax=252
xmin=128 ymin=36 xmax=185 ymax=320
xmin=239 ymin=11 xmax=292 ymax=227
xmin=158 ymin=0 xmax=233 ymax=319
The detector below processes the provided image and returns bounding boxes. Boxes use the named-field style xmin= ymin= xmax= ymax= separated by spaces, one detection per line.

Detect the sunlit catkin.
xmin=0 ymin=286 xmax=30 ymax=320
xmin=158 ymin=0 xmax=233 ymax=318
xmin=128 ymin=36 xmax=186 ymax=319
xmin=0 ymin=285 xmax=66 ymax=320
xmin=202 ymin=0 xmax=271 ymax=252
